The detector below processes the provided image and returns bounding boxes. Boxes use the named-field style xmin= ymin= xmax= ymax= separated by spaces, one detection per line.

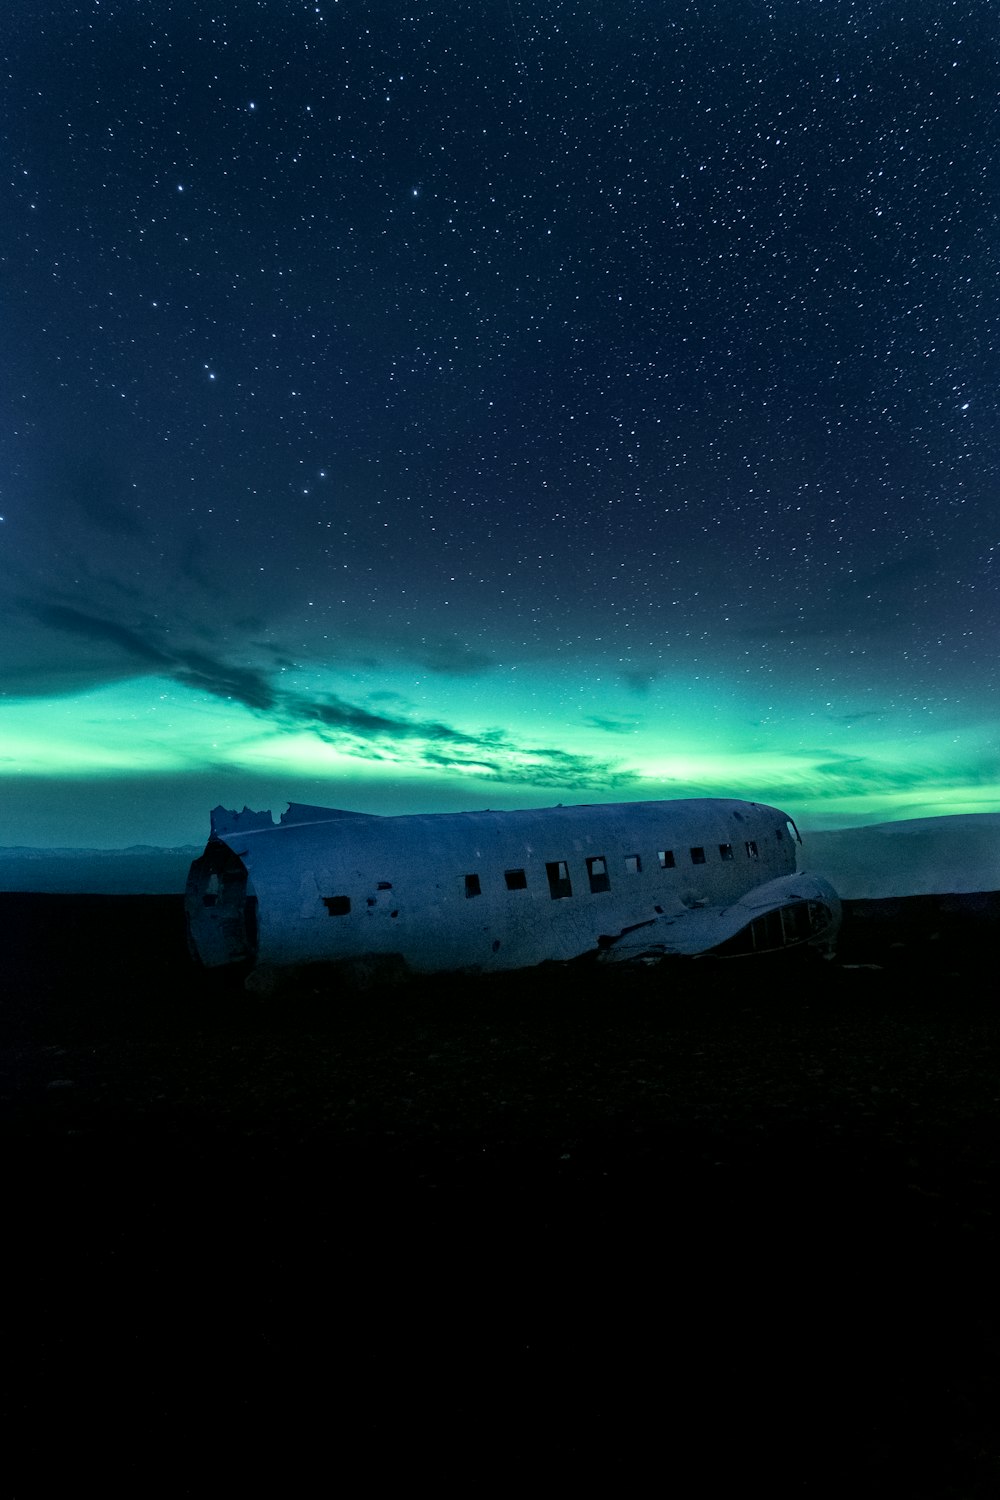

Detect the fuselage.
xmin=185 ymin=796 xmax=825 ymax=976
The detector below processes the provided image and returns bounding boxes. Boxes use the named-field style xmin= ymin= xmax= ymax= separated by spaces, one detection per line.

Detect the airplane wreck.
xmin=185 ymin=796 xmax=841 ymax=986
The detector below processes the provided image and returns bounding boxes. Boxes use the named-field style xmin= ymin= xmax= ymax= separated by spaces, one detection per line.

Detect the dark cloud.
xmin=171 ymin=649 xmax=278 ymax=713
xmin=299 ymin=696 xmax=640 ymax=785
xmin=584 ymin=715 xmax=639 ymax=735
xmin=419 ymin=748 xmax=507 ymax=775
xmin=296 ymin=696 xmax=461 ymax=742
xmin=23 ymin=603 xmax=278 ymax=713
xmin=619 ymin=668 xmax=662 ymax=696
xmin=328 ymin=640 xmax=495 ymax=678
xmin=23 ymin=603 xmax=470 ymax=743
xmin=20 ymin=599 xmax=641 ymax=787
xmin=419 ymin=742 xmax=639 ymax=789
xmin=774 ymin=746 xmax=1000 ymax=798
xmin=26 ymin=604 xmax=169 ymax=666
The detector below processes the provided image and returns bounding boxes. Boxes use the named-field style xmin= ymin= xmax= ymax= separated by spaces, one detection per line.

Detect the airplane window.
xmin=719 ymin=843 xmax=734 ymax=861
xmin=745 ymin=840 xmax=759 ymax=859
xmin=658 ymin=850 xmax=675 ymax=869
xmin=624 ymin=854 xmax=641 ymax=874
xmin=323 ymin=896 xmax=351 ymax=915
xmin=775 ymin=827 xmax=784 ymax=840
xmin=756 ymin=909 xmax=784 ymax=949
xmin=546 ymin=860 xmax=573 ymax=899
xmin=505 ymin=868 xmax=528 ymax=890
xmin=587 ymin=855 xmax=611 ymax=894
xmin=690 ymin=847 xmax=706 ymax=865
xmin=781 ymin=902 xmax=812 ymax=942
xmin=377 ymin=881 xmax=393 ymax=890
xmin=465 ymin=873 xmax=482 ymax=898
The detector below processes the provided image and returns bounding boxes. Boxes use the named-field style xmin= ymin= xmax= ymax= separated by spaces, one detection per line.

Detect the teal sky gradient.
xmin=3 ymin=4 xmax=998 ymax=846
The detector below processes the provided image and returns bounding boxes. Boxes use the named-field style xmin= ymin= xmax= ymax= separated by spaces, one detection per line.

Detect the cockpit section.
xmin=708 ymin=897 xmax=837 ymax=958
xmin=596 ymin=872 xmax=841 ymax=965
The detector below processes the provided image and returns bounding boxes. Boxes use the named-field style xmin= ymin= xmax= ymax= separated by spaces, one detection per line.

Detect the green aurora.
xmin=3 ymin=669 xmax=997 ymax=847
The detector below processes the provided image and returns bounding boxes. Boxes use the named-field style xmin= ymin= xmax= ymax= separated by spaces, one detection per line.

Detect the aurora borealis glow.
xmin=3 ymin=2 xmax=999 ymax=846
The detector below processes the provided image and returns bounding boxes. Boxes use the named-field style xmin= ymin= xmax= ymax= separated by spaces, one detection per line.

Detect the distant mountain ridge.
xmin=0 ymin=845 xmax=202 ymax=894
xmin=0 ymin=845 xmax=201 ymax=859
xmin=801 ymin=813 xmax=1000 ymax=899
xmin=0 ymin=812 xmax=996 ymax=898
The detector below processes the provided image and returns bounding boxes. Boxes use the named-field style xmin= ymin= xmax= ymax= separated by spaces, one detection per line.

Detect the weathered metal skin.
xmin=185 ymin=796 xmax=841 ymax=982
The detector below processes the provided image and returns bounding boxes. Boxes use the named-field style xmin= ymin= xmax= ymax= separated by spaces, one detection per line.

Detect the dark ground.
xmin=2 ymin=892 xmax=1000 ymax=1495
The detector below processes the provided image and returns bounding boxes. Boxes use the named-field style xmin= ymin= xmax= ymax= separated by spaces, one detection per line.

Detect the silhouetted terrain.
xmin=2 ymin=893 xmax=999 ymax=1495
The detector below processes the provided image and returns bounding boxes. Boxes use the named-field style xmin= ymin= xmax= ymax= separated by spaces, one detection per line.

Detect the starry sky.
xmin=3 ymin=0 xmax=999 ymax=847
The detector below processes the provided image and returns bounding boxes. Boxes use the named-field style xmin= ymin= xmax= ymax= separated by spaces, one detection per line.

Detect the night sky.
xmin=4 ymin=1 xmax=999 ymax=847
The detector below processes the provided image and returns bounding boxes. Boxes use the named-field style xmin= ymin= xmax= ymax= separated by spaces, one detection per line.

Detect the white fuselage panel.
xmin=187 ymin=796 xmax=808 ymax=973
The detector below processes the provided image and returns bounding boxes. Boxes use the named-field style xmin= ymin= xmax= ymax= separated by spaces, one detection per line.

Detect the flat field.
xmin=2 ymin=893 xmax=999 ymax=1495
